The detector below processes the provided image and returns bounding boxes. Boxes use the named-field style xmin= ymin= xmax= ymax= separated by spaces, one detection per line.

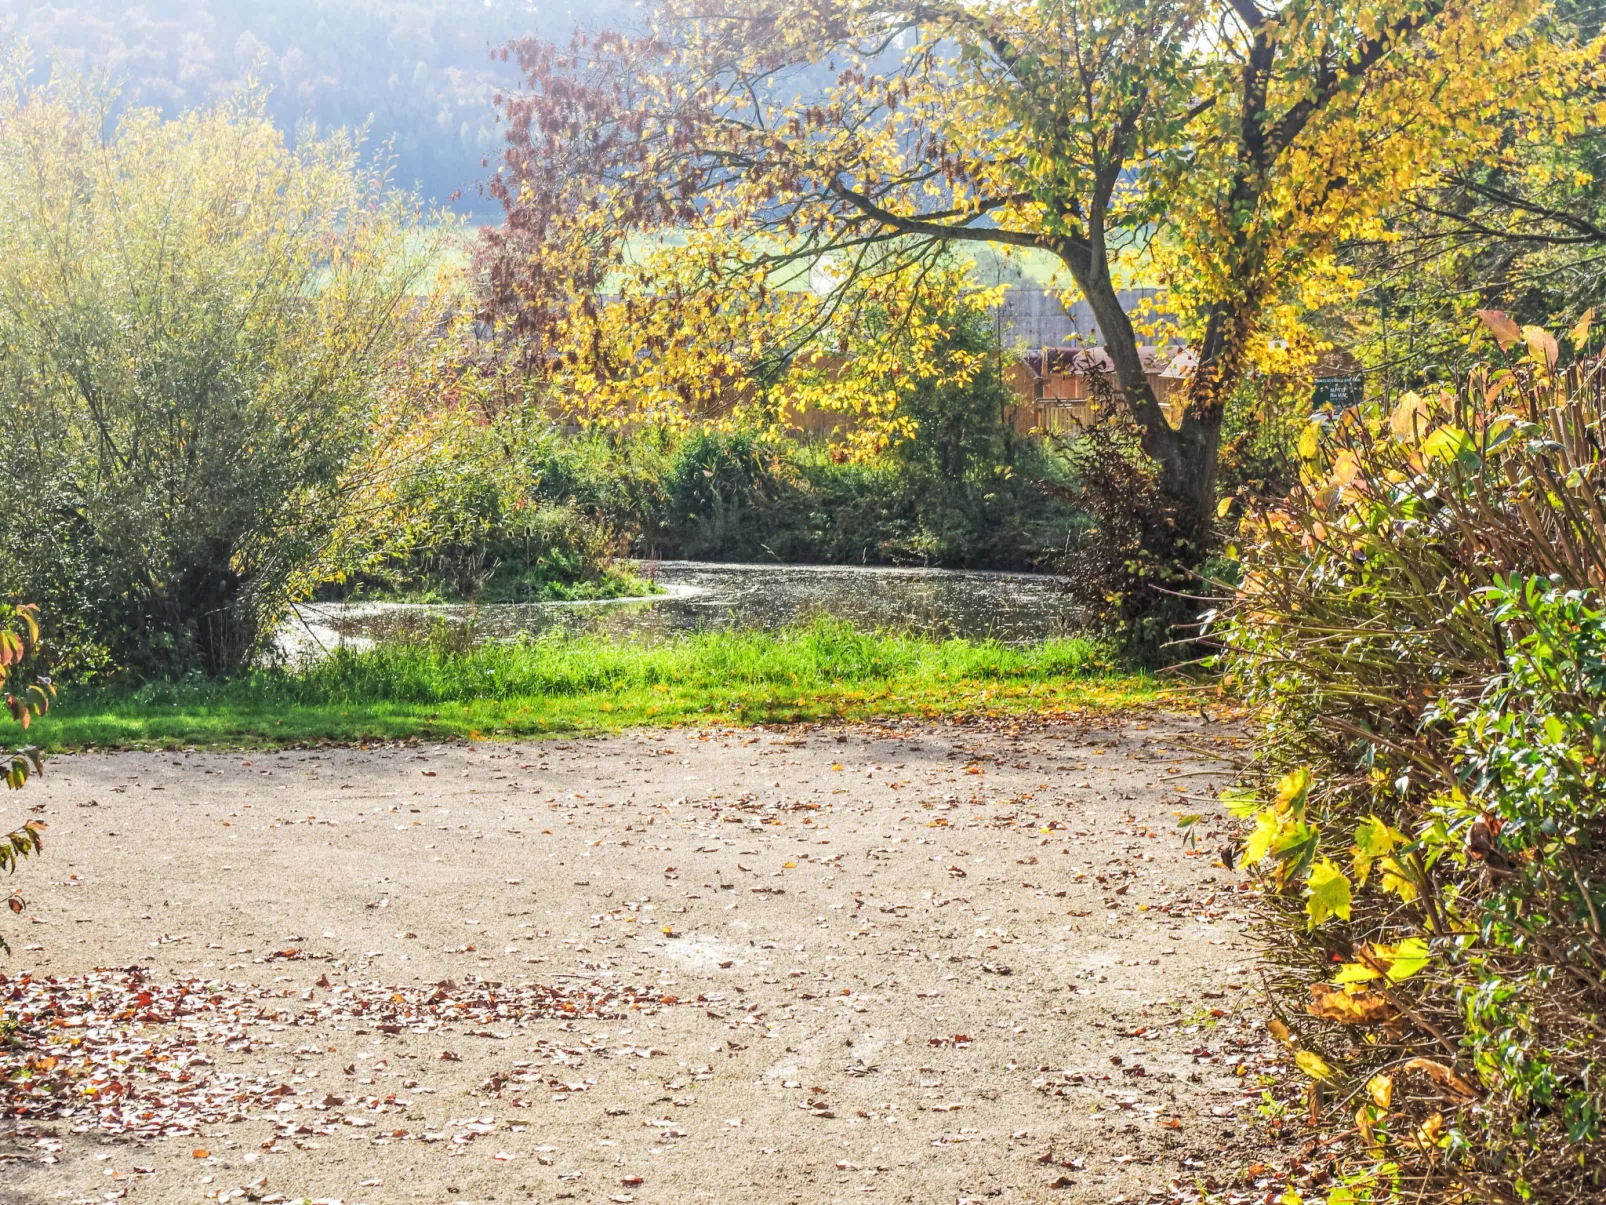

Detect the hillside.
xmin=0 ymin=0 xmax=640 ymax=213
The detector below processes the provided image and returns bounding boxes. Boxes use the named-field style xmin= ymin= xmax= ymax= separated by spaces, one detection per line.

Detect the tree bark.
xmin=1061 ymin=248 xmax=1224 ymax=525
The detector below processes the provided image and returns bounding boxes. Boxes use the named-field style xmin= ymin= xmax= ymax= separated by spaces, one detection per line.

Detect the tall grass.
xmin=133 ymin=620 xmax=1110 ymax=706
xmin=38 ymin=620 xmax=1149 ymax=748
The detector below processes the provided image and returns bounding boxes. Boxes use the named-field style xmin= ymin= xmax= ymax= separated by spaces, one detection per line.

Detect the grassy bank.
xmin=31 ymin=623 xmax=1161 ymax=749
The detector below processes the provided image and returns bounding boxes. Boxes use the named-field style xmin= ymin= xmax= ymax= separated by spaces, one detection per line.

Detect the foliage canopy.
xmin=480 ymin=0 xmax=1584 ymax=522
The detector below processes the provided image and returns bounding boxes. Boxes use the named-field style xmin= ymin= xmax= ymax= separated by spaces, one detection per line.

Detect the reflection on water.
xmin=288 ymin=561 xmax=1083 ymax=655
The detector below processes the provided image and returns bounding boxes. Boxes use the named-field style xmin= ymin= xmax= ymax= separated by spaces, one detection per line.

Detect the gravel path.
xmin=0 ymin=714 xmax=1269 ymax=1205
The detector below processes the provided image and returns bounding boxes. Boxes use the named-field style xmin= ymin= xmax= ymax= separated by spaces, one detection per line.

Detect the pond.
xmin=285 ymin=560 xmax=1084 ymax=656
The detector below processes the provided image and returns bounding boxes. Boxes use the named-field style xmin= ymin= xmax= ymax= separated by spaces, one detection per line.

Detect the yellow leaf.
xmin=1422 ymin=425 xmax=1473 ymax=464
xmin=1245 ymin=809 xmax=1283 ymax=865
xmin=1408 ymin=1112 xmax=1445 ymax=1149
xmin=1350 ymin=936 xmax=1431 ymax=982
xmin=1353 ymin=815 xmax=1396 ymax=857
xmin=1308 ymin=983 xmax=1393 ymax=1024
xmin=1522 ymin=325 xmax=1559 ymax=373
xmin=1402 ymin=1058 xmax=1478 ymax=1100
xmin=1297 ymin=421 xmax=1321 ymax=462
xmin=1305 ymin=858 xmax=1352 ymax=926
xmin=1355 ymin=1103 xmax=1380 ymax=1149
xmin=1275 ymin=767 xmax=1312 ymax=815
xmin=1569 ymin=307 xmax=1594 ymax=349
xmin=1332 ymin=961 xmax=1382 ymax=984
xmin=1378 ymin=856 xmax=1419 ymax=903
xmin=1368 ymin=1074 xmax=1393 ymax=1108
xmin=1294 ymin=1050 xmax=1334 ymax=1081
xmin=1381 ymin=937 xmax=1431 ymax=980
xmin=1351 ymin=814 xmax=1397 ymax=885
xmin=1388 ymin=392 xmax=1430 ymax=443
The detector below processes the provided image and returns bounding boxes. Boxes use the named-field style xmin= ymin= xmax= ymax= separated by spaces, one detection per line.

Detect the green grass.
xmin=30 ymin=622 xmax=1163 ymax=750
xmin=346 ymin=564 xmax=662 ymax=605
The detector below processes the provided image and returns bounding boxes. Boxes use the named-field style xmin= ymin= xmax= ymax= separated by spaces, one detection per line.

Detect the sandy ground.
xmin=0 ymin=714 xmax=1272 ymax=1205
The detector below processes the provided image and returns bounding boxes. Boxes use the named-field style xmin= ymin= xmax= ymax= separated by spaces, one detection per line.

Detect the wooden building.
xmin=1003 ymin=345 xmax=1193 ymax=433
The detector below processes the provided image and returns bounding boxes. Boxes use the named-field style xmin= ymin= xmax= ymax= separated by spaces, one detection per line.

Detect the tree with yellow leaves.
xmin=480 ymin=0 xmax=1582 ymax=529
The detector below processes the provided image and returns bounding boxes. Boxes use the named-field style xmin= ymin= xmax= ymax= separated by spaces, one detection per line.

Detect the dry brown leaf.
xmin=1401 ymin=1058 xmax=1478 ymax=1100
xmin=1476 ymin=309 xmax=1522 ymax=350
xmin=1308 ymin=983 xmax=1395 ymax=1025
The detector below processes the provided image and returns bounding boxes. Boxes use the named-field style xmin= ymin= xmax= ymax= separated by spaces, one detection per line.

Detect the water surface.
xmin=287 ymin=561 xmax=1083 ymax=655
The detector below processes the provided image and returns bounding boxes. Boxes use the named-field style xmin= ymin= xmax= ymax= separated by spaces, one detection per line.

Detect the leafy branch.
xmin=0 ymin=602 xmax=53 ymax=954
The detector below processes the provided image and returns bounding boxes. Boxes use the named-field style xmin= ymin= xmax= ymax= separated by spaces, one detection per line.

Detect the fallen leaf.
xmin=1308 ymin=983 xmax=1394 ymax=1025
xmin=1401 ymin=1058 xmax=1478 ymax=1100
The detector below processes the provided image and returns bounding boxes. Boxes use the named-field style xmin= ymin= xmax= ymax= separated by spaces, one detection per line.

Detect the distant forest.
xmin=0 ymin=0 xmax=641 ymax=214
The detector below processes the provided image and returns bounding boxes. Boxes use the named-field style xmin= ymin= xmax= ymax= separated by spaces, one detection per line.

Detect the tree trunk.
xmin=1166 ymin=410 xmax=1223 ymax=525
xmin=1070 ymin=269 xmax=1222 ymax=528
xmin=1167 ymin=296 xmax=1254 ymax=519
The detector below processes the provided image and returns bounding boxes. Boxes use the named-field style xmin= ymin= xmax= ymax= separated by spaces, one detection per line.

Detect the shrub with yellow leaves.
xmin=1214 ymin=312 xmax=1606 ymax=1202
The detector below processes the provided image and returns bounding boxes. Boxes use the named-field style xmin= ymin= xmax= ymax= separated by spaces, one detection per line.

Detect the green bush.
xmin=0 ymin=76 xmax=441 ymax=678
xmin=493 ymin=304 xmax=1084 ymax=569
xmin=1 ymin=603 xmax=54 ymax=952
xmin=524 ymin=418 xmax=1080 ymax=572
xmin=325 ymin=299 xmax=1083 ymax=581
xmin=1054 ymin=412 xmax=1202 ymax=665
xmin=321 ymin=397 xmax=652 ymax=604
xmin=1216 ymin=316 xmax=1606 ymax=1202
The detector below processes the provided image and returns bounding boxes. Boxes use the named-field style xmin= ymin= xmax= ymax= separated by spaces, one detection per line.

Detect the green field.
xmin=31 ymin=623 xmax=1164 ymax=750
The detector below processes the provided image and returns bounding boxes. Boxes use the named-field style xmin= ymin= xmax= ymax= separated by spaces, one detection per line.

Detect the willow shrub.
xmin=0 ymin=68 xmax=444 ymax=679
xmin=1214 ymin=314 xmax=1606 ymax=1203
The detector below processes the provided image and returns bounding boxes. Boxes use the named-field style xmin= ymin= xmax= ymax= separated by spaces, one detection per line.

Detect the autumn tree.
xmin=481 ymin=0 xmax=1571 ymax=529
xmin=1334 ymin=0 xmax=1606 ymax=387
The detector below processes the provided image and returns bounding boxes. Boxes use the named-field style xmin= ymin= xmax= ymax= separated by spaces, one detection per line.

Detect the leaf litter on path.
xmin=1 ymin=967 xmax=673 ymax=1138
